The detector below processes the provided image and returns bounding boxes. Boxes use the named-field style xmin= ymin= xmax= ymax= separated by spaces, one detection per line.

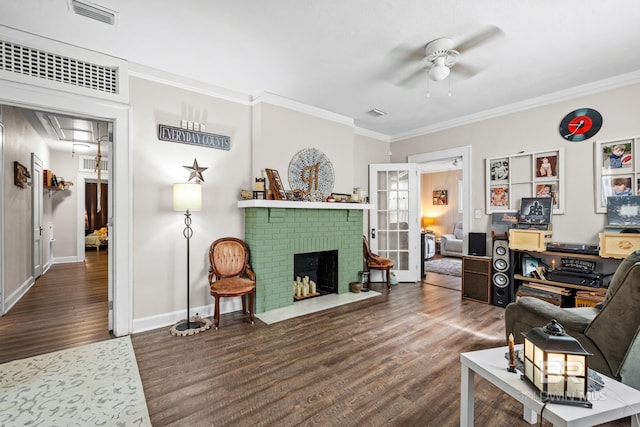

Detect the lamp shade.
xmin=422 ymin=217 xmax=436 ymax=229
xmin=173 ymin=183 xmax=202 ymax=211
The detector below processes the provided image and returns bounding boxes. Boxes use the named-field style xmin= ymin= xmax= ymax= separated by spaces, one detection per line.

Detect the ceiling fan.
xmin=390 ymin=25 xmax=504 ymax=87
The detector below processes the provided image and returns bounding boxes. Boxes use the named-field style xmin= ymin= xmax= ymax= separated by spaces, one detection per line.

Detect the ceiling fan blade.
xmin=454 ymin=25 xmax=504 ymax=53
xmin=378 ymin=42 xmax=426 ymax=84
xmin=397 ymin=67 xmax=428 ymax=87
xmin=451 ymin=63 xmax=479 ymax=79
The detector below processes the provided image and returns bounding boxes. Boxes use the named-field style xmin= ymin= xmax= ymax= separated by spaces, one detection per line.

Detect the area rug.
xmin=0 ymin=336 xmax=151 ymax=427
xmin=424 ymin=257 xmax=462 ymax=277
xmin=255 ymin=290 xmax=381 ymax=325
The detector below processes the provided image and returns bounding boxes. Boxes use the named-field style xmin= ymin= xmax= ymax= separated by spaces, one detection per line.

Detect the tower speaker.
xmin=492 ymin=239 xmax=510 ymax=307
xmin=468 ymin=232 xmax=487 ymax=256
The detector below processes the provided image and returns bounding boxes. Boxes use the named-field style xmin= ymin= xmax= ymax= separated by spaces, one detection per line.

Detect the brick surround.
xmin=242 ymin=204 xmax=365 ymax=313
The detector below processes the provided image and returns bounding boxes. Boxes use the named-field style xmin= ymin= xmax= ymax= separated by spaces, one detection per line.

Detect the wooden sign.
xmin=158 ymin=124 xmax=230 ymax=150
xmin=265 ymin=169 xmax=287 ymax=200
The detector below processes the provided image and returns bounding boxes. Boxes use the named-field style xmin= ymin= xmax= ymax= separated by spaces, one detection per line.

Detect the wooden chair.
xmin=208 ymin=237 xmax=256 ymax=329
xmin=363 ymin=235 xmax=395 ymax=290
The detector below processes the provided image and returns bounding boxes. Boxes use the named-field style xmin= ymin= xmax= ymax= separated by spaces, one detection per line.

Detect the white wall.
xmin=391 ymin=83 xmax=640 ymax=244
xmin=49 ymin=151 xmax=79 ymax=259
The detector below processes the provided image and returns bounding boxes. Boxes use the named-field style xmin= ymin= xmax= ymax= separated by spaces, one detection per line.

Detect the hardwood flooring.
xmin=0 ymin=253 xmax=631 ymax=426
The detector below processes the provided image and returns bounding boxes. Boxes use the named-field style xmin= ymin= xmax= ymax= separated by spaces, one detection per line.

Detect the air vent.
xmin=367 ymin=108 xmax=388 ymax=117
xmin=0 ymin=40 xmax=118 ymax=94
xmin=70 ymin=0 xmax=117 ymax=25
xmin=80 ymin=155 xmax=108 ymax=173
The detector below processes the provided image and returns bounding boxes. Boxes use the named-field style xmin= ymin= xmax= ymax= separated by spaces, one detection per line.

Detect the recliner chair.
xmin=440 ymin=221 xmax=463 ymax=257
xmin=505 ymin=250 xmax=640 ymax=388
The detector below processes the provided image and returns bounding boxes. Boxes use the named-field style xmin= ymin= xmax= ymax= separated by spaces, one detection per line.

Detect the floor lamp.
xmin=170 ymin=182 xmax=211 ymax=336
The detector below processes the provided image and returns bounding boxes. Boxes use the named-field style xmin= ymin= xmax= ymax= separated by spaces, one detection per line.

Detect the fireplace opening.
xmin=293 ymin=250 xmax=338 ymax=298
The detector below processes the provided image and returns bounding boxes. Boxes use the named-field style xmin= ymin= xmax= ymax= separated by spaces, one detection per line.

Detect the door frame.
xmin=0 ymin=82 xmax=131 ymax=336
xmin=31 ymin=153 xmax=43 ymax=279
xmin=408 ymin=146 xmax=472 ymax=256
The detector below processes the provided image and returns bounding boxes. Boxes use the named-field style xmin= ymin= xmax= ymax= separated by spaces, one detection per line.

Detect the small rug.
xmin=0 ymin=336 xmax=151 ymax=427
xmin=256 ymin=290 xmax=381 ymax=325
xmin=424 ymin=257 xmax=462 ymax=277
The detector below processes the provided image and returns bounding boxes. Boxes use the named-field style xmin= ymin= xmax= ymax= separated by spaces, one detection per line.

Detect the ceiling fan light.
xmin=429 ymin=64 xmax=450 ymax=81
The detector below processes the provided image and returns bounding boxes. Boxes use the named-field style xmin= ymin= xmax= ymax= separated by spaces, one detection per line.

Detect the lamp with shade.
xmin=422 ymin=216 xmax=436 ymax=233
xmin=170 ymin=180 xmax=211 ymax=335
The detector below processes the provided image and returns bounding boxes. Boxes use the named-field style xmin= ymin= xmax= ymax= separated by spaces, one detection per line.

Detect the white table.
xmin=460 ymin=345 xmax=640 ymax=426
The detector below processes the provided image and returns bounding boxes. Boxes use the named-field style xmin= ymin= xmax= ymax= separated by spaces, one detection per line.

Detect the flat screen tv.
xmin=518 ymin=197 xmax=553 ymax=224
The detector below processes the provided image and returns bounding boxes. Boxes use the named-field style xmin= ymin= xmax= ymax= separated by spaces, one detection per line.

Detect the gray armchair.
xmin=505 ymin=250 xmax=640 ymax=388
xmin=440 ymin=221 xmax=463 ymax=257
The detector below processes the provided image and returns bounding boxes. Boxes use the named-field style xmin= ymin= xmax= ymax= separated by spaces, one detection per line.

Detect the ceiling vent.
xmin=367 ymin=108 xmax=388 ymax=117
xmin=70 ymin=0 xmax=117 ymax=25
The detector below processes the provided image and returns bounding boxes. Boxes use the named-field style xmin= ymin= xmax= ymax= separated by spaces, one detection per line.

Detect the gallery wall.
xmin=392 ymin=83 xmax=640 ymax=244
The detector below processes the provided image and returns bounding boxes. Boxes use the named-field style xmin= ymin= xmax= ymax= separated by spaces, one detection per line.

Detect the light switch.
xmin=474 ymin=208 xmax=482 ymax=219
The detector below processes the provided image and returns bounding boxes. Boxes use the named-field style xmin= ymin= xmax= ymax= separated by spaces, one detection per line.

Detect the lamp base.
xmin=170 ymin=316 xmax=212 ymax=337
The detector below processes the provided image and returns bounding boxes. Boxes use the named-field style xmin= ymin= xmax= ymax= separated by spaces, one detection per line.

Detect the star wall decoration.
xmin=183 ymin=158 xmax=208 ymax=182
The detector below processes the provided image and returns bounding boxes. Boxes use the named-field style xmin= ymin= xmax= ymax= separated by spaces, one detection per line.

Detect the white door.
xmin=31 ymin=153 xmax=43 ymax=279
xmin=369 ymin=163 xmax=420 ymax=282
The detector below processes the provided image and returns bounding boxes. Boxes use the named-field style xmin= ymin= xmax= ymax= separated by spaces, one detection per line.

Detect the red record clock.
xmin=559 ymin=108 xmax=602 ymax=142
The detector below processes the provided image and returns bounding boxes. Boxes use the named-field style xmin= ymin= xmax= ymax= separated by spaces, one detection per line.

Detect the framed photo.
xmin=535 ymin=183 xmax=559 ymax=208
xmin=600 ymin=140 xmax=633 ymax=172
xmin=433 ymin=190 xmax=448 ymax=205
xmin=518 ymin=197 xmax=553 ymax=224
xmin=595 ymin=138 xmax=640 ymax=213
xmin=265 ymin=168 xmax=287 ymax=200
xmin=535 ymin=154 xmax=558 ymax=178
xmin=489 ymin=185 xmax=509 ymax=208
xmin=606 ymin=195 xmax=640 ymax=227
xmin=490 ymin=158 xmax=509 ymax=181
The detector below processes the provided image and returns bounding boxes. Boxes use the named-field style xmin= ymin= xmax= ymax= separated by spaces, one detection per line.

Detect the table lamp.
xmin=422 ymin=216 xmax=436 ymax=233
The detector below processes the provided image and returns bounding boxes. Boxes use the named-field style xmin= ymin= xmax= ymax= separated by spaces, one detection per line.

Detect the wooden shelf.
xmin=514 ymin=274 xmax=606 ymax=292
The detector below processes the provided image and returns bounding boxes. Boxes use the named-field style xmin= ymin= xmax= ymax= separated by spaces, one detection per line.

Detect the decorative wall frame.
xmin=485 ymin=148 xmax=564 ymax=214
xmin=433 ymin=190 xmax=448 ymax=205
xmin=13 ymin=161 xmax=30 ymax=189
xmin=594 ymin=136 xmax=638 ymax=213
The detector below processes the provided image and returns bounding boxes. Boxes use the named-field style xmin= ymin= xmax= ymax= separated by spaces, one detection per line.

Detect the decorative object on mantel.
xmin=288 ymin=148 xmax=335 ymax=200
xmin=170 ymin=160 xmax=212 ymax=336
xmin=158 ymin=122 xmax=230 ymax=151
xmin=265 ymin=168 xmax=287 ymax=200
xmin=13 ymin=161 xmax=30 ymax=188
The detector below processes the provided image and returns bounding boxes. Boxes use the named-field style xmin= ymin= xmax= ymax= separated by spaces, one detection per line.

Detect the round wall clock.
xmin=559 ymin=108 xmax=602 ymax=142
xmin=288 ymin=148 xmax=335 ymax=197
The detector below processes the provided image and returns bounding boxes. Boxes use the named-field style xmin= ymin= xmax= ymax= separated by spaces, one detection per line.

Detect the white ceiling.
xmin=3 ymin=0 xmax=640 ymax=140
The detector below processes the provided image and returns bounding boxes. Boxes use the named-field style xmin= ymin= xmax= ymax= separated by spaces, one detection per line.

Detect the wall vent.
xmin=80 ymin=155 xmax=108 ymax=173
xmin=0 ymin=40 xmax=118 ymax=94
xmin=70 ymin=0 xmax=117 ymax=25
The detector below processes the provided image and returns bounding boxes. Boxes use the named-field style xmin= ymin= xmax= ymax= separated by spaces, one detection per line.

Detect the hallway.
xmin=0 ymin=250 xmax=111 ymax=363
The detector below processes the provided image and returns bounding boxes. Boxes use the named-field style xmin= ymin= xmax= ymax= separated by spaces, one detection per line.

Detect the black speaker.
xmin=462 ymin=256 xmax=491 ymax=304
xmin=468 ymin=232 xmax=487 ymax=256
xmin=492 ymin=239 xmax=511 ymax=307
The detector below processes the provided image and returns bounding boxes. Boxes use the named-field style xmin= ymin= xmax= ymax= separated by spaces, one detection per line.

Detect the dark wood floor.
xmin=0 ymin=253 xmax=631 ymax=426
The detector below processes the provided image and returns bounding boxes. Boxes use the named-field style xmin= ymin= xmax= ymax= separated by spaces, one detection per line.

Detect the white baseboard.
xmin=4 ymin=276 xmax=34 ymax=313
xmin=132 ymin=297 xmax=243 ymax=333
xmin=51 ymin=256 xmax=79 ymax=264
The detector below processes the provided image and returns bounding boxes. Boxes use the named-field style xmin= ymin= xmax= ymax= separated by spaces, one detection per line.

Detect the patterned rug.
xmin=424 ymin=257 xmax=462 ymax=277
xmin=0 ymin=336 xmax=151 ymax=427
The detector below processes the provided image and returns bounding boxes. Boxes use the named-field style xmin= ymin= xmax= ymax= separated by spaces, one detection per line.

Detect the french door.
xmin=368 ymin=163 xmax=420 ymax=282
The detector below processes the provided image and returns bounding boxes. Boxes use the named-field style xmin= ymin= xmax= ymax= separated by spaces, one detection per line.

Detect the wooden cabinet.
xmin=462 ymin=256 xmax=492 ymax=304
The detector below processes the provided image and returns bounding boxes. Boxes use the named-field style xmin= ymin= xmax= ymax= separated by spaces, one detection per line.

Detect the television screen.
xmin=607 ymin=195 xmax=640 ymax=227
xmin=518 ymin=197 xmax=553 ymax=224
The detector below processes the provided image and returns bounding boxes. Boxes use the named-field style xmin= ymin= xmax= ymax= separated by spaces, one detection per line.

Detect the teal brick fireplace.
xmin=239 ymin=200 xmax=370 ymax=313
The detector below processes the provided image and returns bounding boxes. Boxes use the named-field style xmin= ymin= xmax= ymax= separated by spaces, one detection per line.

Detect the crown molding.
xmin=128 ymin=63 xmax=253 ymax=106
xmin=252 ymin=91 xmax=354 ymax=127
xmin=391 ymin=70 xmax=640 ymax=142
xmin=353 ymin=126 xmax=390 ymax=142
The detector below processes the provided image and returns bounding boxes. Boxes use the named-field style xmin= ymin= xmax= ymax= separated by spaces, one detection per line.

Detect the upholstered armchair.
xmin=440 ymin=221 xmax=463 ymax=257
xmin=505 ymin=250 xmax=640 ymax=389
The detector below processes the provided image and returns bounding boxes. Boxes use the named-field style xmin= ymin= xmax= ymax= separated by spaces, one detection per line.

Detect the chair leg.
xmin=214 ymin=296 xmax=221 ymax=329
xmin=248 ymin=290 xmax=255 ymax=325
xmin=366 ymin=268 xmax=371 ymax=291
xmin=386 ymin=268 xmax=391 ymax=290
xmin=241 ymin=294 xmax=247 ymax=315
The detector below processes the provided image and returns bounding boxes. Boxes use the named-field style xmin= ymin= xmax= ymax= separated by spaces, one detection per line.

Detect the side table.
xmin=460 ymin=345 xmax=640 ymax=426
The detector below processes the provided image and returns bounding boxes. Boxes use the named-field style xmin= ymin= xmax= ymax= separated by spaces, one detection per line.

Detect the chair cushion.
xmin=453 ymin=221 xmax=463 ymax=240
xmin=368 ymin=256 xmax=394 ymax=268
xmin=210 ymin=277 xmax=255 ymax=296
xmin=446 ymin=239 xmax=463 ymax=254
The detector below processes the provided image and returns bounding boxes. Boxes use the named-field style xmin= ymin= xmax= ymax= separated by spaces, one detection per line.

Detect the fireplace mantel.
xmin=238 ymin=200 xmax=374 ymax=210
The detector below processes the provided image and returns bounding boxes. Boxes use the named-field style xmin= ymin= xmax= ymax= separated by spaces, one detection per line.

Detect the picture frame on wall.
xmin=535 ymin=154 xmax=558 ymax=178
xmin=432 ymin=190 xmax=448 ymax=205
xmin=594 ymin=137 xmax=640 ymax=213
xmin=489 ymin=159 xmax=509 ymax=181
